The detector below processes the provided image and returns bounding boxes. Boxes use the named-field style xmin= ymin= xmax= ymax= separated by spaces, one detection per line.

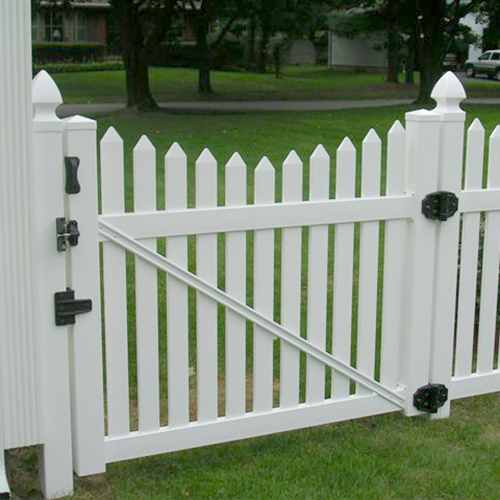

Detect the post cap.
xmin=431 ymin=71 xmax=466 ymax=115
xmin=32 ymin=70 xmax=63 ymax=123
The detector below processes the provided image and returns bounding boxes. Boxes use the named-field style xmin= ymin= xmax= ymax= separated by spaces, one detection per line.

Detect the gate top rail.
xmin=98 ymin=194 xmax=414 ymax=240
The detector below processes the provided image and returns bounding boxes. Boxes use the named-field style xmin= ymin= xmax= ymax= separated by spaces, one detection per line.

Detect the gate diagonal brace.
xmin=98 ymin=219 xmax=405 ymax=410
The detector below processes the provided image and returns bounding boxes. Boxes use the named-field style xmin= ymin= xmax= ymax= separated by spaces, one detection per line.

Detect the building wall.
xmin=32 ymin=8 xmax=107 ymax=44
xmin=328 ymin=33 xmax=386 ymax=69
xmin=462 ymin=12 xmax=486 ymax=60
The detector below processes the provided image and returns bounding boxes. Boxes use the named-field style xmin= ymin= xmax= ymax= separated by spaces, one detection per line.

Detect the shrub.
xmin=33 ymin=61 xmax=124 ymax=75
xmin=33 ymin=42 xmax=107 ymax=64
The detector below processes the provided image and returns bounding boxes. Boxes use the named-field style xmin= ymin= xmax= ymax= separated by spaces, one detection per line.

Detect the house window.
xmin=74 ymin=12 xmax=88 ymax=42
xmin=44 ymin=12 xmax=64 ymax=42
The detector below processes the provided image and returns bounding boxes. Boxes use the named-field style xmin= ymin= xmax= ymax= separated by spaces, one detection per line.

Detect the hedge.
xmin=33 ymin=42 xmax=107 ymax=64
xmin=33 ymin=61 xmax=124 ymax=75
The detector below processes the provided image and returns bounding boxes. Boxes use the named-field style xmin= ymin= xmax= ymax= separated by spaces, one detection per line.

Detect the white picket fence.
xmin=29 ymin=71 xmax=500 ymax=498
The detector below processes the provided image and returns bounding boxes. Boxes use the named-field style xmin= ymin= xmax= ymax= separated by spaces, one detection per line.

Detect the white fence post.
xmin=429 ymin=73 xmax=466 ymax=419
xmin=0 ymin=0 xmax=41 ymax=451
xmin=32 ymin=71 xmax=74 ymax=498
xmin=401 ymin=107 xmax=441 ymax=416
xmin=63 ymin=116 xmax=106 ymax=475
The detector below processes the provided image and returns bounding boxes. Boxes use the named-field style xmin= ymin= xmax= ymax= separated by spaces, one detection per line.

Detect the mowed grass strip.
xmin=49 ymin=66 xmax=500 ymax=104
xmin=9 ymin=393 xmax=500 ymax=499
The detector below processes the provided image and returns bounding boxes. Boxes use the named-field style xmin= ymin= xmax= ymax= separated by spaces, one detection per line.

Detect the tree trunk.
xmin=257 ymin=18 xmax=270 ymax=73
xmin=124 ymin=47 xmax=157 ymax=110
xmin=196 ymin=16 xmax=212 ymax=93
xmin=386 ymin=1 xmax=399 ymax=83
xmin=484 ymin=15 xmax=500 ymax=51
xmin=115 ymin=0 xmax=158 ymax=110
xmin=405 ymin=39 xmax=415 ymax=84
xmin=416 ymin=0 xmax=445 ymax=103
xmin=247 ymin=15 xmax=257 ymax=70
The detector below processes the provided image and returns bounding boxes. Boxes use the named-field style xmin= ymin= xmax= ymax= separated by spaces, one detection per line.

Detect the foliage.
xmin=328 ymin=8 xmax=383 ymax=40
xmin=33 ymin=61 xmax=124 ymax=74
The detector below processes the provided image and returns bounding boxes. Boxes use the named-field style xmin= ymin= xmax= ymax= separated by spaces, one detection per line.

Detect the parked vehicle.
xmin=464 ymin=50 xmax=500 ymax=80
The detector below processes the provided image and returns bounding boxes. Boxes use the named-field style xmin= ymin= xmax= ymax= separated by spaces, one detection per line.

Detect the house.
xmin=328 ymin=33 xmax=386 ymax=71
xmin=32 ymin=0 xmax=111 ymax=62
xmin=32 ymin=0 xmax=109 ymax=44
xmin=327 ymin=9 xmax=487 ymax=71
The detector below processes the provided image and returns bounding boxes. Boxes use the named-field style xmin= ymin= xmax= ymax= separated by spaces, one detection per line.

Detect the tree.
xmin=244 ymin=0 xmax=325 ymax=73
xmin=329 ymin=0 xmax=488 ymax=102
xmin=477 ymin=0 xmax=500 ymax=50
xmin=415 ymin=0 xmax=484 ymax=102
xmin=112 ymin=0 xmax=176 ymax=110
xmin=328 ymin=0 xmax=402 ymax=84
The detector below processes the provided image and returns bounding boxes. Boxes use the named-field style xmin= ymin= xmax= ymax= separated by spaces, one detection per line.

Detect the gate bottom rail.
xmin=98 ymin=219 xmax=406 ymax=410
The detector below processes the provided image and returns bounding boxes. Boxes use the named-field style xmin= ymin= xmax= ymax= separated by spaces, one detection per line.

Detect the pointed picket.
xmin=195 ymin=148 xmax=218 ymax=422
xmin=455 ymin=119 xmax=485 ymax=377
xmin=306 ymin=145 xmax=330 ymax=404
xmin=225 ymin=152 xmax=247 ymax=417
xmin=253 ymin=157 xmax=276 ymax=413
xmin=280 ymin=150 xmax=303 ymax=408
xmin=100 ymin=127 xmax=130 ymax=436
xmin=332 ymin=137 xmax=356 ymax=400
xmin=477 ymin=126 xmax=500 ymax=373
xmin=165 ymin=142 xmax=190 ymax=427
xmin=380 ymin=121 xmax=406 ymax=389
xmin=357 ymin=129 xmax=381 ymax=395
xmin=133 ymin=135 xmax=159 ymax=432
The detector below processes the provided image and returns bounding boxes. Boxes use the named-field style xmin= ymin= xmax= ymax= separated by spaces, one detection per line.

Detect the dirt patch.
xmin=7 ymin=447 xmax=116 ymax=500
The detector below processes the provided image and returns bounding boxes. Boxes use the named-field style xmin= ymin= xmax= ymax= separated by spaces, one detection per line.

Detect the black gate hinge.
xmin=413 ymin=384 xmax=448 ymax=413
xmin=54 ymin=288 xmax=92 ymax=326
xmin=422 ymin=191 xmax=459 ymax=221
xmin=56 ymin=217 xmax=80 ymax=252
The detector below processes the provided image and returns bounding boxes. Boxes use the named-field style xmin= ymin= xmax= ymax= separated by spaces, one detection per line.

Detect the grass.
xmin=9 ymin=393 xmax=500 ymax=499
xmin=48 ymin=66 xmax=500 ymax=104
xmin=8 ymin=104 xmax=500 ymax=499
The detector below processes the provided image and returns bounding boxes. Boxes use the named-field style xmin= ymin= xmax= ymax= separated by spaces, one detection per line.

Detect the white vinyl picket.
xmin=165 ymin=143 xmax=190 ymax=427
xmin=476 ymin=127 xmax=500 ymax=373
xmin=332 ymin=138 xmax=356 ymax=400
xmin=380 ymin=121 xmax=406 ymax=390
xmin=100 ymin=127 xmax=130 ymax=436
xmin=133 ymin=136 xmax=160 ymax=432
xmin=306 ymin=145 xmax=330 ymax=404
xmin=195 ymin=149 xmax=219 ymax=422
xmin=63 ymin=116 xmax=105 ymax=475
xmin=253 ymin=157 xmax=276 ymax=413
xmin=280 ymin=151 xmax=303 ymax=408
xmin=455 ymin=119 xmax=485 ymax=378
xmin=225 ymin=153 xmax=247 ymax=417
xmin=357 ymin=129 xmax=382 ymax=395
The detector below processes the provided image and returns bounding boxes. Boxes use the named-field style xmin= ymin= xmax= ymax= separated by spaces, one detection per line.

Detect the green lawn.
xmin=8 ymin=104 xmax=500 ymax=499
xmin=49 ymin=66 xmax=500 ymax=104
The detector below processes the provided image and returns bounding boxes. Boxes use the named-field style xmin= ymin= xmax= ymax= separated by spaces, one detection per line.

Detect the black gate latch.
xmin=422 ymin=191 xmax=459 ymax=221
xmin=56 ymin=217 xmax=80 ymax=252
xmin=65 ymin=156 xmax=81 ymax=194
xmin=54 ymin=288 xmax=92 ymax=326
xmin=413 ymin=384 xmax=448 ymax=413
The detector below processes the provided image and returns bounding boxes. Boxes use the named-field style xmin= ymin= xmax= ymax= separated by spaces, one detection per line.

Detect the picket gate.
xmin=30 ymin=71 xmax=500 ymax=498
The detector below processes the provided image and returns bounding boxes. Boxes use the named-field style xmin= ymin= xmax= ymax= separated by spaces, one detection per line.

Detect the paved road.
xmin=58 ymin=96 xmax=500 ymax=117
xmin=457 ymin=71 xmax=500 ymax=85
xmin=58 ymin=99 xmax=414 ymax=116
